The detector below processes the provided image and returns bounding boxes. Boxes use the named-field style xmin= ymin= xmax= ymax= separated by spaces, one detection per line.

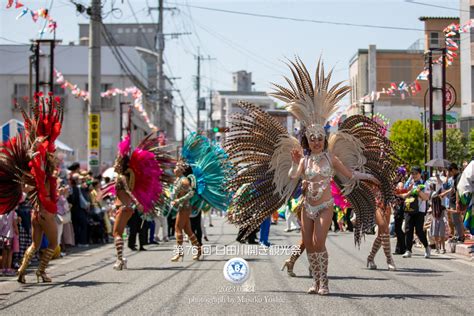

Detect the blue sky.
xmin=0 ymin=0 xmax=460 ymax=130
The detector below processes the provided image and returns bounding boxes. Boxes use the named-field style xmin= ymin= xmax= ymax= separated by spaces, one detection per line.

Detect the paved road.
xmin=0 ymin=215 xmax=473 ymax=315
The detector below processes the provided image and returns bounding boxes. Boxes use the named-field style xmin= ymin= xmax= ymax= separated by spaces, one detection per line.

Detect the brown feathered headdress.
xmin=270 ymin=57 xmax=350 ymax=139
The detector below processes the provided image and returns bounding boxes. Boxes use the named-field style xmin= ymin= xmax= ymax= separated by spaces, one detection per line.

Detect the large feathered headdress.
xmin=270 ymin=57 xmax=350 ymax=139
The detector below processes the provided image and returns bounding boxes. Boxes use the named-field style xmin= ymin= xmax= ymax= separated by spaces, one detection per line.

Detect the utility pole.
xmin=149 ymin=3 xmax=189 ymax=136
xmin=181 ymin=105 xmax=185 ymax=147
xmin=426 ymin=48 xmax=447 ymax=162
xmin=157 ymin=0 xmax=165 ymax=135
xmin=195 ymin=48 xmax=215 ymax=131
xmin=441 ymin=47 xmax=447 ymax=159
xmin=428 ymin=50 xmax=434 ymax=162
xmin=87 ymin=0 xmax=102 ymax=175
xmin=209 ymin=89 xmax=213 ymax=138
xmin=196 ymin=48 xmax=201 ymax=131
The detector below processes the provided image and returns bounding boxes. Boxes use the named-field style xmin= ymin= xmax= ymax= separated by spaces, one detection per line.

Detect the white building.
xmin=212 ymin=71 xmax=275 ymax=133
xmin=0 ymin=44 xmax=155 ymax=169
xmin=460 ymin=1 xmax=474 ymax=133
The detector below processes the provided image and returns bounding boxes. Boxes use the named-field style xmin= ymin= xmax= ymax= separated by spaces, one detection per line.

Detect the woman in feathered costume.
xmin=170 ymin=133 xmax=229 ymax=262
xmin=108 ymin=113 xmax=174 ymax=270
xmin=0 ymin=94 xmax=63 ymax=283
xmin=365 ymin=120 xmax=397 ymax=271
xmin=225 ymin=58 xmax=399 ymax=295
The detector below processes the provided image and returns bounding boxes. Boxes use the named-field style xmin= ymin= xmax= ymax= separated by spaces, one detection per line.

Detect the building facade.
xmin=0 ymin=44 xmax=153 ymax=169
xmin=80 ymin=23 xmax=176 ymax=140
xmin=460 ymin=1 xmax=474 ymax=134
xmin=349 ymin=16 xmax=461 ymax=129
xmin=211 ymin=71 xmax=276 ymax=141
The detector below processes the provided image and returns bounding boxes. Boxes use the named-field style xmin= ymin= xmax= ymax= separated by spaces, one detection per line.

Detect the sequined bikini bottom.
xmin=304 ymin=198 xmax=334 ymax=220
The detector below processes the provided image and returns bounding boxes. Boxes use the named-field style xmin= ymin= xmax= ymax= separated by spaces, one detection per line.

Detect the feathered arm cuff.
xmin=341 ymin=171 xmax=377 ymax=195
xmin=177 ymin=189 xmax=194 ymax=204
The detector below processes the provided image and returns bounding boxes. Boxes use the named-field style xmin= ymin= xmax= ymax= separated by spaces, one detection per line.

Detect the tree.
xmin=468 ymin=128 xmax=474 ymax=159
xmin=434 ymin=129 xmax=467 ymax=164
xmin=389 ymin=119 xmax=424 ymax=166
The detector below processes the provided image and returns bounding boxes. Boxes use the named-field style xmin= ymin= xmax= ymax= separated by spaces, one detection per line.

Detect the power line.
xmin=167 ymin=1 xmax=425 ymax=32
xmin=101 ymin=23 xmax=150 ymax=92
xmin=0 ymin=36 xmax=29 ymax=45
xmin=404 ymin=0 xmax=465 ymax=13
xmin=180 ymin=11 xmax=284 ymax=73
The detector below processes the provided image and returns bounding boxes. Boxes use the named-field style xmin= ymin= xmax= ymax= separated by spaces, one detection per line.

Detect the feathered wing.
xmin=0 ymin=133 xmax=33 ymax=214
xmin=329 ymin=115 xmax=400 ymax=245
xmin=224 ymin=101 xmax=300 ymax=237
xmin=127 ymin=132 xmax=176 ymax=213
xmin=189 ymin=139 xmax=231 ymax=212
xmin=182 ymin=132 xmax=210 ymax=164
xmin=14 ymin=95 xmax=64 ymax=214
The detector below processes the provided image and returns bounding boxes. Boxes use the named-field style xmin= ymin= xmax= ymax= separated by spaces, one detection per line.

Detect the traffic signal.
xmin=211 ymin=127 xmax=229 ymax=133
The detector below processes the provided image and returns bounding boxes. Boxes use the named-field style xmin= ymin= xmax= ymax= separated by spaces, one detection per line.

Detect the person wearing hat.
xmin=67 ymin=162 xmax=80 ymax=174
xmin=398 ymin=166 xmax=431 ymax=258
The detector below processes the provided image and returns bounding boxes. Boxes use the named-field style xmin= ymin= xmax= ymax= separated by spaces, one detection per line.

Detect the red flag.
xmin=6 ymin=0 xmax=13 ymax=8
xmin=390 ymin=83 xmax=397 ymax=90
xmin=15 ymin=0 xmax=23 ymax=9
xmin=415 ymin=80 xmax=421 ymax=92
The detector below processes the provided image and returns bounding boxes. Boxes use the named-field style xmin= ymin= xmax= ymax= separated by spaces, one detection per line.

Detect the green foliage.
xmin=469 ymin=128 xmax=474 ymax=159
xmin=389 ymin=119 xmax=425 ymax=166
xmin=434 ymin=129 xmax=467 ymax=164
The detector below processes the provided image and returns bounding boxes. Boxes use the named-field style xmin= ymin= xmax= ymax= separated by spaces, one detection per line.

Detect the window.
xmin=430 ymin=32 xmax=440 ymax=48
xmin=14 ymin=83 xmax=28 ymax=97
xmin=117 ymin=27 xmax=123 ymax=34
xmin=133 ymin=28 xmax=138 ymax=33
xmin=125 ymin=28 xmax=130 ymax=33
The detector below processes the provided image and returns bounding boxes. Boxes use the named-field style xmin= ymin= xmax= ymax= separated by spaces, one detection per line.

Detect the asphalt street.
xmin=0 ymin=215 xmax=473 ymax=315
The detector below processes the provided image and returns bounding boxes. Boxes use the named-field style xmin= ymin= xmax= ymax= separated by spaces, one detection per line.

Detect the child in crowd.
xmin=429 ymin=193 xmax=447 ymax=254
xmin=0 ymin=210 xmax=19 ymax=276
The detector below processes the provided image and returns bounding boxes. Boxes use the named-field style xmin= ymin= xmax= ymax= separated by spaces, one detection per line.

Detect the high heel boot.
xmin=281 ymin=242 xmax=304 ymax=278
xmin=113 ymin=236 xmax=127 ymax=270
xmin=35 ymin=248 xmax=55 ymax=283
xmin=171 ymin=235 xmax=184 ymax=262
xmin=381 ymin=234 xmax=396 ymax=271
xmin=306 ymin=252 xmax=319 ymax=294
xmin=17 ymin=245 xmax=36 ymax=284
xmin=317 ymin=251 xmax=329 ymax=295
xmin=190 ymin=235 xmax=202 ymax=261
xmin=367 ymin=235 xmax=381 ymax=270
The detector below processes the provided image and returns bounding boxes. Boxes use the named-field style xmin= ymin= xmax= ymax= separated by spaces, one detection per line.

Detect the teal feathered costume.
xmin=166 ymin=133 xmax=230 ymax=218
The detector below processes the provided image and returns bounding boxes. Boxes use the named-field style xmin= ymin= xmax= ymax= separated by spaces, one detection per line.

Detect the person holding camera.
xmin=398 ymin=166 xmax=431 ymax=259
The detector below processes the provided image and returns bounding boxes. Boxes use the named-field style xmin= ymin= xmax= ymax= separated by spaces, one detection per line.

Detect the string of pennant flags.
xmin=5 ymin=1 xmax=156 ymax=130
xmin=55 ymin=70 xmax=156 ymax=130
xmin=356 ymin=18 xmax=471 ymax=106
xmin=6 ymin=0 xmax=57 ymax=35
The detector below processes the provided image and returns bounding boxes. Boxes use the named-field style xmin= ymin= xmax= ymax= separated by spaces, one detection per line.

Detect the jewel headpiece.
xmin=270 ymin=57 xmax=350 ymax=140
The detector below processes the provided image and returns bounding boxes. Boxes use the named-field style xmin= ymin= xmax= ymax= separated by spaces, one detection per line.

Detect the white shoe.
xmin=402 ymin=251 xmax=412 ymax=258
xmin=424 ymin=247 xmax=431 ymax=259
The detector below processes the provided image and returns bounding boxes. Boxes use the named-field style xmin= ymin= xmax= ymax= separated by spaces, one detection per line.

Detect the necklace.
xmin=309 ymin=152 xmax=324 ymax=164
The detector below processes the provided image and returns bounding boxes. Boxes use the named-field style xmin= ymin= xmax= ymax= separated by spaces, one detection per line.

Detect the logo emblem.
xmin=223 ymin=258 xmax=250 ymax=284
